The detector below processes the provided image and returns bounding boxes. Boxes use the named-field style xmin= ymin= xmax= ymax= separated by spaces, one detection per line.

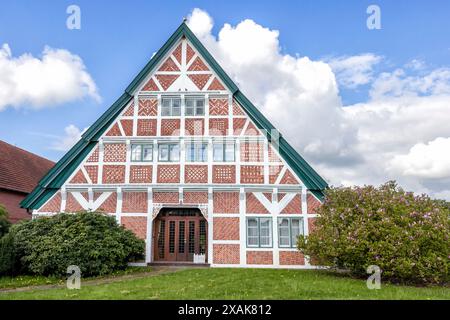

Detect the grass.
xmin=0 ymin=268 xmax=448 ymax=300
xmin=0 ymin=266 xmax=153 ymax=290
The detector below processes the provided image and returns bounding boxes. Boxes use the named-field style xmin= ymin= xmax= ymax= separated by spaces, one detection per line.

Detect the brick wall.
xmin=240 ymin=165 xmax=264 ymax=184
xmin=183 ymin=191 xmax=208 ymax=204
xmin=84 ymin=165 xmax=98 ymax=184
xmin=138 ymin=98 xmax=158 ymax=116
xmin=279 ymin=251 xmax=305 ymax=265
xmin=213 ymin=192 xmax=239 ymax=213
xmin=246 ymin=251 xmax=273 ymax=265
xmin=185 ymin=118 xmax=204 ymax=136
xmin=94 ymin=192 xmax=117 ymax=213
xmin=161 ymin=119 xmax=181 ymax=136
xmin=122 ymin=191 xmax=148 ymax=213
xmin=129 ymin=165 xmax=152 ymax=183
xmin=65 ymin=192 xmax=86 ymax=212
xmin=307 ymin=193 xmax=321 ymax=214
xmin=103 ymin=143 xmax=126 ymax=162
xmin=121 ymin=216 xmax=147 ymax=240
xmin=102 ymin=165 xmax=125 ymax=184
xmin=212 ymin=165 xmax=235 ymax=184
xmin=280 ymin=194 xmax=302 ymax=214
xmin=69 ymin=170 xmax=87 ymax=184
xmin=157 ymin=165 xmax=180 ymax=183
xmin=213 ymin=217 xmax=239 ymax=240
xmin=209 ymin=118 xmax=228 ymax=136
xmin=246 ymin=192 xmax=270 ymax=214
xmin=185 ymin=165 xmax=208 ymax=183
xmin=137 ymin=119 xmax=157 ymax=136
xmin=153 ymin=191 xmax=179 ymax=204
xmin=213 ymin=244 xmax=240 ymax=264
xmin=0 ymin=190 xmax=30 ymax=223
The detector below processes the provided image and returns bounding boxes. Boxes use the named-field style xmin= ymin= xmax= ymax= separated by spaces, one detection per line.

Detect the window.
xmin=158 ymin=144 xmax=180 ymax=162
xmin=131 ymin=144 xmax=153 ymax=162
xmin=185 ymin=97 xmax=205 ymax=116
xmin=161 ymin=97 xmax=181 ymax=116
xmin=213 ymin=142 xmax=235 ymax=162
xmin=186 ymin=143 xmax=208 ymax=162
xmin=278 ymin=217 xmax=304 ymax=248
xmin=246 ymin=217 xmax=273 ymax=248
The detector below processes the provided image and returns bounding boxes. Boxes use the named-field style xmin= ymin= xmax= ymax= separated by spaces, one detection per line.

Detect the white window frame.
xmin=213 ymin=142 xmax=235 ymax=162
xmin=277 ymin=217 xmax=304 ymax=248
xmin=186 ymin=142 xmax=208 ymax=162
xmin=131 ymin=144 xmax=153 ymax=162
xmin=158 ymin=143 xmax=180 ymax=162
xmin=161 ymin=97 xmax=181 ymax=116
xmin=185 ymin=96 xmax=205 ymax=116
xmin=246 ymin=217 xmax=273 ymax=248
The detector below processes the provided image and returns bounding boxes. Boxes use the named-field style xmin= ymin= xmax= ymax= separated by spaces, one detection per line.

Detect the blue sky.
xmin=1 ymin=1 xmax=450 ymax=197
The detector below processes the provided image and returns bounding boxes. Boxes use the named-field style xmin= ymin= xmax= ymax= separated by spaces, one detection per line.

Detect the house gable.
xmin=21 ymin=22 xmax=327 ymax=211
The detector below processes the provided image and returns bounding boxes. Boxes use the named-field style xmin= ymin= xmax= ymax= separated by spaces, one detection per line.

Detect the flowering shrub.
xmin=298 ymin=182 xmax=449 ymax=284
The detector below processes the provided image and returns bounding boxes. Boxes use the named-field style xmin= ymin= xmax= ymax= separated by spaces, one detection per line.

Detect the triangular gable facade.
xmin=22 ymin=22 xmax=327 ymax=268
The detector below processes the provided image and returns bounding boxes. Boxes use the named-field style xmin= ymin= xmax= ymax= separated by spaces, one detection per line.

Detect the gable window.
xmin=278 ymin=217 xmax=304 ymax=248
xmin=158 ymin=143 xmax=180 ymax=162
xmin=213 ymin=142 xmax=235 ymax=162
xmin=186 ymin=143 xmax=208 ymax=162
xmin=131 ymin=144 xmax=153 ymax=162
xmin=246 ymin=217 xmax=272 ymax=248
xmin=185 ymin=97 xmax=205 ymax=116
xmin=161 ymin=97 xmax=181 ymax=116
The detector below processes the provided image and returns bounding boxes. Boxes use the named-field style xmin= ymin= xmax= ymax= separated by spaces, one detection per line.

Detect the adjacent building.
xmin=21 ymin=22 xmax=328 ymax=268
xmin=0 ymin=140 xmax=54 ymax=223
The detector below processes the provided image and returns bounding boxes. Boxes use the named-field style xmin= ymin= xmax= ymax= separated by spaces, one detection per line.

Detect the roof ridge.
xmin=0 ymin=140 xmax=55 ymax=165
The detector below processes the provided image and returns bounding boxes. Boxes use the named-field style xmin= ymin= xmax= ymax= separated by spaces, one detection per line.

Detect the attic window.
xmin=185 ymin=97 xmax=205 ymax=116
xmin=161 ymin=97 xmax=181 ymax=116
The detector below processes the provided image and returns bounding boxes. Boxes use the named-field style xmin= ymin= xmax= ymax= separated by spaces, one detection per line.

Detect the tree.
xmin=0 ymin=205 xmax=11 ymax=238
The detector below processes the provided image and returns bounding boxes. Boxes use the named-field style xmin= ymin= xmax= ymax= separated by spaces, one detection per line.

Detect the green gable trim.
xmin=22 ymin=21 xmax=327 ymax=209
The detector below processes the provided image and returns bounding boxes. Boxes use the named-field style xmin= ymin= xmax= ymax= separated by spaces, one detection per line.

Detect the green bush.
xmin=298 ymin=182 xmax=450 ymax=285
xmin=3 ymin=212 xmax=145 ymax=277
xmin=0 ymin=230 xmax=17 ymax=275
xmin=0 ymin=204 xmax=11 ymax=238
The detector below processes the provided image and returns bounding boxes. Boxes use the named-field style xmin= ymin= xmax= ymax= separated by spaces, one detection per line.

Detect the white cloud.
xmin=328 ymin=53 xmax=382 ymax=88
xmin=187 ymin=9 xmax=450 ymax=200
xmin=389 ymin=137 xmax=450 ymax=179
xmin=50 ymin=124 xmax=86 ymax=151
xmin=188 ymin=11 xmax=358 ymax=165
xmin=0 ymin=44 xmax=100 ymax=111
xmin=370 ymin=67 xmax=450 ymax=99
xmin=187 ymin=8 xmax=214 ymax=39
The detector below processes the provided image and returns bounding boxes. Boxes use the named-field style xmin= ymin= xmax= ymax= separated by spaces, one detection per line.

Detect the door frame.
xmin=152 ymin=207 xmax=208 ymax=263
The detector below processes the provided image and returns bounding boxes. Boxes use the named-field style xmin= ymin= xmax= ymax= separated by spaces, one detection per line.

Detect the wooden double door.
xmin=153 ymin=208 xmax=207 ymax=262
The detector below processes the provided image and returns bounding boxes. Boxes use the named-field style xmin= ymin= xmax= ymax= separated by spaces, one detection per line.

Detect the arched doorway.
xmin=153 ymin=208 xmax=207 ymax=263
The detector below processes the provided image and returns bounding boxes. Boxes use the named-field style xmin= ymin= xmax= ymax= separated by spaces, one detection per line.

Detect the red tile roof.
xmin=0 ymin=140 xmax=55 ymax=194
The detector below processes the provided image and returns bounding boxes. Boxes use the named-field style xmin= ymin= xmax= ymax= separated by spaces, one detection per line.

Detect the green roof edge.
xmin=22 ymin=21 xmax=327 ymax=209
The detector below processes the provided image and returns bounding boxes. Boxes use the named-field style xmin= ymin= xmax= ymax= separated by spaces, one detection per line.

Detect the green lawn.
xmin=0 ymin=268 xmax=448 ymax=300
xmin=0 ymin=267 xmax=153 ymax=290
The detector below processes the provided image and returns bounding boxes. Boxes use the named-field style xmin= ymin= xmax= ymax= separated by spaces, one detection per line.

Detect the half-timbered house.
xmin=21 ymin=22 xmax=328 ymax=268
